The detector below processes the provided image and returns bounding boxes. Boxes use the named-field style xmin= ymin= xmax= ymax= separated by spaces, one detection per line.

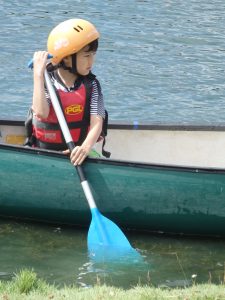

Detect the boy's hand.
xmin=63 ymin=145 xmax=90 ymax=165
xmin=33 ymin=51 xmax=49 ymax=77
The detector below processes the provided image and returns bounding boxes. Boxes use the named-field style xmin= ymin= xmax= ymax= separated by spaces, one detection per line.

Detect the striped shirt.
xmin=45 ymin=71 xmax=105 ymax=118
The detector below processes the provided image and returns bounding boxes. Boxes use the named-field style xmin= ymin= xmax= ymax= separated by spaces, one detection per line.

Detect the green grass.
xmin=1 ymin=269 xmax=225 ymax=300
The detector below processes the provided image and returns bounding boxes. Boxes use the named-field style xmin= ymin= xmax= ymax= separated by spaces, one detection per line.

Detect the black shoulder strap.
xmin=101 ymin=110 xmax=111 ymax=158
xmin=24 ymin=107 xmax=36 ymax=146
xmin=86 ymin=76 xmax=111 ymax=158
xmin=77 ymin=76 xmax=93 ymax=144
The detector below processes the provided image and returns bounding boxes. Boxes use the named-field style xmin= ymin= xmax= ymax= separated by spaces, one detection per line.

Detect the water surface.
xmin=0 ymin=0 xmax=225 ymax=124
xmin=0 ymin=220 xmax=225 ymax=289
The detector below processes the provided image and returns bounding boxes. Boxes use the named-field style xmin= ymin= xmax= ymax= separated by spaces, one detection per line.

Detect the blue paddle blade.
xmin=88 ymin=208 xmax=143 ymax=263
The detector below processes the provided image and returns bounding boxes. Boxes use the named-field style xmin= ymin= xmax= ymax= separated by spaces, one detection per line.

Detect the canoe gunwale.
xmin=2 ymin=118 xmax=225 ymax=132
xmin=1 ymin=142 xmax=225 ymax=174
xmin=109 ymin=121 xmax=225 ymax=132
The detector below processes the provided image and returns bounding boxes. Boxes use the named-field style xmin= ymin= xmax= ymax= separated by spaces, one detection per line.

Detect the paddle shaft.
xmin=44 ymin=70 xmax=97 ymax=210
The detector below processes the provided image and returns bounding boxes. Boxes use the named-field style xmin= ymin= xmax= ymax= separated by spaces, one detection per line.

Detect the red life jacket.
xmin=33 ymin=81 xmax=91 ymax=150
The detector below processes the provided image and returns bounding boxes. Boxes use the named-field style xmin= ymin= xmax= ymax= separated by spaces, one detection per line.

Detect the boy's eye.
xmin=84 ymin=52 xmax=96 ymax=58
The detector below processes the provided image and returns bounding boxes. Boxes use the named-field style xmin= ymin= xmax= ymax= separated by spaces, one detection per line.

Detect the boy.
xmin=31 ymin=19 xmax=106 ymax=165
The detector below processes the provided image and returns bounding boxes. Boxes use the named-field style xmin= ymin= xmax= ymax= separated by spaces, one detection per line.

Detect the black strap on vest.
xmin=101 ymin=110 xmax=111 ymax=158
xmin=24 ymin=107 xmax=36 ymax=147
xmin=78 ymin=76 xmax=92 ymax=145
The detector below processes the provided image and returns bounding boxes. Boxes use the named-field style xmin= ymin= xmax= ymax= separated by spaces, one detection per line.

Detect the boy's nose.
xmin=89 ymin=55 xmax=94 ymax=65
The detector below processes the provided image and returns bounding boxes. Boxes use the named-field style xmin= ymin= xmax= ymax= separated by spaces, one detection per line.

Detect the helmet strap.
xmin=59 ymin=54 xmax=78 ymax=75
xmin=71 ymin=53 xmax=77 ymax=74
xmin=59 ymin=60 xmax=71 ymax=72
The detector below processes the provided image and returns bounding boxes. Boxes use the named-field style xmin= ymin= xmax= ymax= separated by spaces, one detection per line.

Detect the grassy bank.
xmin=0 ymin=269 xmax=225 ymax=300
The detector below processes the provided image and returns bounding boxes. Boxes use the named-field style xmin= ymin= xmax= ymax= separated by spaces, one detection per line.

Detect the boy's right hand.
xmin=33 ymin=51 xmax=49 ymax=77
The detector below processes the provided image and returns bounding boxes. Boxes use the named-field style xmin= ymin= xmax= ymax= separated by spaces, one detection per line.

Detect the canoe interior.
xmin=2 ymin=119 xmax=225 ymax=168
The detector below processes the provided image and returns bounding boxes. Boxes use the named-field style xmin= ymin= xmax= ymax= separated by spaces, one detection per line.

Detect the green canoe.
xmin=1 ymin=119 xmax=225 ymax=237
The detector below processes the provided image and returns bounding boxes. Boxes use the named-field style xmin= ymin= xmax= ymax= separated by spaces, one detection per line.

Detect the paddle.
xmin=41 ymin=68 xmax=141 ymax=261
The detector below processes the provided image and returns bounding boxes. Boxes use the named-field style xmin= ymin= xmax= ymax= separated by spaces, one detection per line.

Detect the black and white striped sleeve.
xmin=90 ymin=79 xmax=105 ymax=118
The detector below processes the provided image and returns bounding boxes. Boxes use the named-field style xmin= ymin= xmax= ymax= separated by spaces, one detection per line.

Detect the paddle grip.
xmin=28 ymin=54 xmax=53 ymax=69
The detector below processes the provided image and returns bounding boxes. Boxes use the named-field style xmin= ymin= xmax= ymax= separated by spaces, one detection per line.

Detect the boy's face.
xmin=76 ymin=45 xmax=97 ymax=75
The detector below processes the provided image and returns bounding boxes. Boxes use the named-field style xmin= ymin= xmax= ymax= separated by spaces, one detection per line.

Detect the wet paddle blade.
xmin=88 ymin=208 xmax=142 ymax=262
xmin=88 ymin=208 xmax=132 ymax=248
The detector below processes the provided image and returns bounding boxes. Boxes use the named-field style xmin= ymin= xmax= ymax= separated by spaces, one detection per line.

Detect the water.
xmin=0 ymin=220 xmax=225 ymax=289
xmin=0 ymin=0 xmax=225 ymax=123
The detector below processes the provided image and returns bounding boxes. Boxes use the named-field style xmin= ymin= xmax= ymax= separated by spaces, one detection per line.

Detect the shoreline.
xmin=1 ymin=269 xmax=225 ymax=300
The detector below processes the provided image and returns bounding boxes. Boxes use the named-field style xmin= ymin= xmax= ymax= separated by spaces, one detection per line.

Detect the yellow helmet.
xmin=47 ymin=19 xmax=100 ymax=65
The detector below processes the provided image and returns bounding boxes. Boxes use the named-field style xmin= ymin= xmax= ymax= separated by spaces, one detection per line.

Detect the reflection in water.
xmin=0 ymin=220 xmax=225 ymax=289
xmin=77 ymin=254 xmax=149 ymax=288
xmin=88 ymin=245 xmax=144 ymax=264
xmin=0 ymin=272 xmax=13 ymax=281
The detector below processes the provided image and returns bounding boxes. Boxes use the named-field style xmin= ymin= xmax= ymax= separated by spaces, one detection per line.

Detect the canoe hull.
xmin=1 ymin=143 xmax=225 ymax=237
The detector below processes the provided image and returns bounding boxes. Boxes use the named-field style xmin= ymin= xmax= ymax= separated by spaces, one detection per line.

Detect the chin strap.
xmin=59 ymin=53 xmax=78 ymax=75
xmin=71 ymin=53 xmax=77 ymax=74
